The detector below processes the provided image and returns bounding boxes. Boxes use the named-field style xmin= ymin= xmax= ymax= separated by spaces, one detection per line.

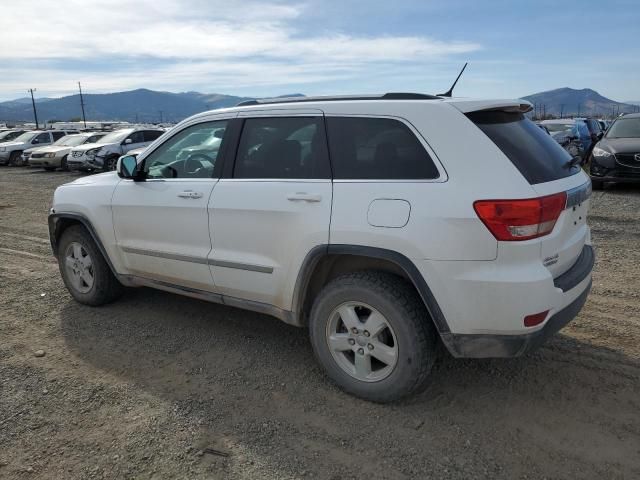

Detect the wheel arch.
xmin=292 ymin=244 xmax=451 ymax=336
xmin=48 ymin=212 xmax=118 ymax=276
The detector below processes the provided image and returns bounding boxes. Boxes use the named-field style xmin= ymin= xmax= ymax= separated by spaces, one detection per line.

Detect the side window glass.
xmin=326 ymin=117 xmax=439 ymax=179
xmin=144 ymin=130 xmax=163 ymax=142
xmin=145 ymin=121 xmax=228 ymax=179
xmin=126 ymin=131 xmax=145 ymax=144
xmin=234 ymin=117 xmax=330 ymax=179
xmin=52 ymin=131 xmax=66 ymax=141
xmin=34 ymin=133 xmax=50 ymax=144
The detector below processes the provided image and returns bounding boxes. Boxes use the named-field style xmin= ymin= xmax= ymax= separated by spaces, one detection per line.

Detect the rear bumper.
xmin=442 ymin=280 xmax=591 ymax=358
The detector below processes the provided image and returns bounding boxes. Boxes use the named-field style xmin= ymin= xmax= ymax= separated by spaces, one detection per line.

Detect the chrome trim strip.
xmin=208 ymin=259 xmax=274 ymax=274
xmin=566 ymin=181 xmax=592 ymax=209
xmin=122 ymin=246 xmax=274 ymax=273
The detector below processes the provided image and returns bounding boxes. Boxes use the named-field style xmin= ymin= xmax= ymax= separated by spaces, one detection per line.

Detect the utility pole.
xmin=560 ymin=104 xmax=564 ymax=118
xmin=158 ymin=110 xmax=164 ymax=124
xmin=28 ymin=88 xmax=39 ymax=129
xmin=78 ymin=82 xmax=87 ymax=128
xmin=135 ymin=113 xmax=139 ymax=123
xmin=577 ymin=104 xmax=581 ymax=117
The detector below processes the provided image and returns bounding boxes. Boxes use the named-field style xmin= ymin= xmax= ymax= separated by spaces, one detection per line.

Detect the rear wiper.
xmin=564 ymin=156 xmax=582 ymax=169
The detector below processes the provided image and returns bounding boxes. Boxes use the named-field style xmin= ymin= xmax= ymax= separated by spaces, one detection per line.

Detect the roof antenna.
xmin=437 ymin=62 xmax=468 ymax=97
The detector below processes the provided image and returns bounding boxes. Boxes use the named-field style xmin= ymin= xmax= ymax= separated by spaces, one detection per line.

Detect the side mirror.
xmin=124 ymin=138 xmax=133 ymax=144
xmin=117 ymin=155 xmax=140 ymax=179
xmin=32 ymin=139 xmax=39 ymax=144
xmin=214 ymin=129 xmax=224 ymax=139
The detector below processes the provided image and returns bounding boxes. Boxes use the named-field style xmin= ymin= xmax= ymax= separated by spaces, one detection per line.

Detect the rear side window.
xmin=234 ymin=117 xmax=330 ymax=179
xmin=326 ymin=117 xmax=439 ymax=179
xmin=52 ymin=131 xmax=66 ymax=141
xmin=467 ymin=111 xmax=578 ymax=185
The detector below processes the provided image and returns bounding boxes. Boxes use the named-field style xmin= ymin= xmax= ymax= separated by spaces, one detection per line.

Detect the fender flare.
xmin=48 ymin=212 xmax=118 ymax=276
xmin=291 ymin=244 xmax=451 ymax=335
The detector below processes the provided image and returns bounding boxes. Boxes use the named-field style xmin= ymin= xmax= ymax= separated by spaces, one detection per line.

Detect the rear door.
xmin=207 ymin=110 xmax=332 ymax=309
xmin=466 ymin=109 xmax=591 ymax=278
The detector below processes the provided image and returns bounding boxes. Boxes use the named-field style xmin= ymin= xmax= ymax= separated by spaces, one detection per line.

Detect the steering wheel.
xmin=183 ymin=153 xmax=213 ymax=176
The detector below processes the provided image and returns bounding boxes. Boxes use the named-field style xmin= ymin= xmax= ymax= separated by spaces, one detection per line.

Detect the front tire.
xmin=309 ymin=272 xmax=438 ymax=403
xmin=57 ymin=225 xmax=123 ymax=305
xmin=103 ymin=155 xmax=119 ymax=171
xmin=60 ymin=155 xmax=69 ymax=171
xmin=8 ymin=151 xmax=21 ymax=166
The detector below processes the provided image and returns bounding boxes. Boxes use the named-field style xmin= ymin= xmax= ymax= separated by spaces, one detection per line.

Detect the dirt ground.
xmin=0 ymin=167 xmax=639 ymax=480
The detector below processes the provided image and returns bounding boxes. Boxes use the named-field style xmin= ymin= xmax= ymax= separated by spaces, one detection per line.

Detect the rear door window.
xmin=326 ymin=117 xmax=439 ymax=179
xmin=467 ymin=111 xmax=578 ymax=185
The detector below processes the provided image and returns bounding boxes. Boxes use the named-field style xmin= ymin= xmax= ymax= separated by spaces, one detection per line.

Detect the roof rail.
xmin=236 ymin=92 xmax=441 ymax=107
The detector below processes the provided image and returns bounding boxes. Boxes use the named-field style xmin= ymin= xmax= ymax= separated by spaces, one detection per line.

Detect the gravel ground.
xmin=0 ymin=167 xmax=639 ymax=480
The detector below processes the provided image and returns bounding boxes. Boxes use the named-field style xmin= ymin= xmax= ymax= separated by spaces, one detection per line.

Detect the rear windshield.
xmin=467 ymin=111 xmax=579 ymax=185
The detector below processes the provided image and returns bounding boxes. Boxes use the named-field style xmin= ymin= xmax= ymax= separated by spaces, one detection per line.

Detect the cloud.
xmin=0 ymin=0 xmax=481 ymax=97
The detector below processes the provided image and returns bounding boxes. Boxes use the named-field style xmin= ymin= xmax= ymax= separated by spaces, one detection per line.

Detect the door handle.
xmin=286 ymin=193 xmax=322 ymax=202
xmin=177 ymin=190 xmax=203 ymax=199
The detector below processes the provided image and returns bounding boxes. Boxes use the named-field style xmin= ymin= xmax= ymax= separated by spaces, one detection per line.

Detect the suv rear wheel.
xmin=309 ymin=271 xmax=437 ymax=403
xmin=57 ymin=225 xmax=123 ymax=305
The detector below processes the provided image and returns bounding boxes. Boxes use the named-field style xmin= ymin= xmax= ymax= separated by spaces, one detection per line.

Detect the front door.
xmin=112 ymin=118 xmax=232 ymax=291
xmin=208 ymin=111 xmax=332 ymax=310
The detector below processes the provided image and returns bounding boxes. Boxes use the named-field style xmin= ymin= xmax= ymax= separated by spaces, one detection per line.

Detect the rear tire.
xmin=57 ymin=225 xmax=123 ymax=306
xmin=309 ymin=271 xmax=438 ymax=403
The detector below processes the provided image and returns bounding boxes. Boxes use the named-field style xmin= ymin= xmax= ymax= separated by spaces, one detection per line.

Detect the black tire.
xmin=44 ymin=166 xmax=56 ymax=172
xmin=591 ymin=178 xmax=604 ymax=190
xmin=309 ymin=271 xmax=438 ymax=403
xmin=103 ymin=155 xmax=119 ymax=171
xmin=60 ymin=155 xmax=69 ymax=171
xmin=8 ymin=151 xmax=21 ymax=166
xmin=57 ymin=225 xmax=123 ymax=306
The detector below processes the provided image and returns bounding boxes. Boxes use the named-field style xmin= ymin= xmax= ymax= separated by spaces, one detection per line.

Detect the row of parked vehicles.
xmin=537 ymin=114 xmax=640 ymax=189
xmin=0 ymin=127 xmax=164 ymax=171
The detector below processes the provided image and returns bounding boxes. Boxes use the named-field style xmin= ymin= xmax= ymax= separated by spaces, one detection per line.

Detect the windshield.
xmin=98 ymin=130 xmax=131 ymax=144
xmin=606 ymin=118 xmax=640 ymax=138
xmin=0 ymin=131 xmax=21 ymax=141
xmin=545 ymin=124 xmax=574 ymax=133
xmin=12 ymin=132 xmax=37 ymax=143
xmin=53 ymin=135 xmax=88 ymax=146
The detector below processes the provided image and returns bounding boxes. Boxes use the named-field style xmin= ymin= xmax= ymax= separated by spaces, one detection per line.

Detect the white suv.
xmin=67 ymin=127 xmax=164 ymax=171
xmin=0 ymin=130 xmax=76 ymax=166
xmin=49 ymin=94 xmax=594 ymax=402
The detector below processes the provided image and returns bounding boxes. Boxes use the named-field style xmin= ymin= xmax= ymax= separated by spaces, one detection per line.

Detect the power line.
xmin=28 ymin=88 xmax=39 ymax=129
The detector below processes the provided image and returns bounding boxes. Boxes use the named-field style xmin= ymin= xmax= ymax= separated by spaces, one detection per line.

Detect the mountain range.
xmin=521 ymin=88 xmax=637 ymax=117
xmin=0 ymin=87 xmax=637 ymax=123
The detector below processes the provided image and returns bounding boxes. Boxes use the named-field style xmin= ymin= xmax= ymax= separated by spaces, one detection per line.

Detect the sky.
xmin=0 ymin=0 xmax=638 ymax=102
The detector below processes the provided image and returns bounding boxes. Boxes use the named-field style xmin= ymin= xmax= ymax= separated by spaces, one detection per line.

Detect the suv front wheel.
xmin=57 ymin=225 xmax=123 ymax=305
xmin=309 ymin=272 xmax=438 ymax=403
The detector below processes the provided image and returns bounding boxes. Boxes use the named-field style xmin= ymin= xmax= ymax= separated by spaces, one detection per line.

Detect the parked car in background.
xmin=28 ymin=132 xmax=107 ymax=171
xmin=0 ymin=130 xmax=77 ymax=166
xmin=536 ymin=123 xmax=550 ymax=134
xmin=597 ymin=119 xmax=609 ymax=132
xmin=67 ymin=128 xmax=164 ymax=172
xmin=539 ymin=119 xmax=588 ymax=158
xmin=0 ymin=129 xmax=27 ymax=143
xmin=589 ymin=113 xmax=640 ymax=189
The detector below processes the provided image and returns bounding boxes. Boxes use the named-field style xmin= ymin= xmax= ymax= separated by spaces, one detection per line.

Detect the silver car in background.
xmin=28 ymin=132 xmax=107 ymax=171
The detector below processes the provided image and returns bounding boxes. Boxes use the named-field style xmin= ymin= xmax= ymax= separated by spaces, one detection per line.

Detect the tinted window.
xmin=144 ymin=130 xmax=163 ymax=142
xmin=87 ymin=134 xmax=105 ymax=143
xmin=467 ymin=111 xmax=577 ymax=185
xmin=234 ymin=117 xmax=330 ymax=179
xmin=126 ymin=131 xmax=145 ymax=144
xmin=52 ymin=131 xmax=66 ymax=140
xmin=606 ymin=117 xmax=640 ymax=138
xmin=326 ymin=117 xmax=439 ymax=179
xmin=34 ymin=133 xmax=50 ymax=144
xmin=145 ymin=121 xmax=228 ymax=179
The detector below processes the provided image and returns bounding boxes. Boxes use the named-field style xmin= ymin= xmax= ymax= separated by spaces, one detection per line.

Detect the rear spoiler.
xmin=447 ymin=99 xmax=533 ymax=114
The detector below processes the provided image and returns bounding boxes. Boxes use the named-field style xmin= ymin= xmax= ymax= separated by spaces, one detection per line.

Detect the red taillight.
xmin=524 ymin=310 xmax=549 ymax=327
xmin=473 ymin=192 xmax=567 ymax=241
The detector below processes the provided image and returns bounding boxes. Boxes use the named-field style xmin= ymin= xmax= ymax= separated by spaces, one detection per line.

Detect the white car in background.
xmin=0 ymin=130 xmax=78 ymax=166
xmin=67 ymin=128 xmax=164 ymax=172
xmin=28 ymin=132 xmax=107 ymax=171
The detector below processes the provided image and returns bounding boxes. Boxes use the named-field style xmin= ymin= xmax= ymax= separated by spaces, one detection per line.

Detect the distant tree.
xmin=69 ymin=117 xmax=82 ymax=122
